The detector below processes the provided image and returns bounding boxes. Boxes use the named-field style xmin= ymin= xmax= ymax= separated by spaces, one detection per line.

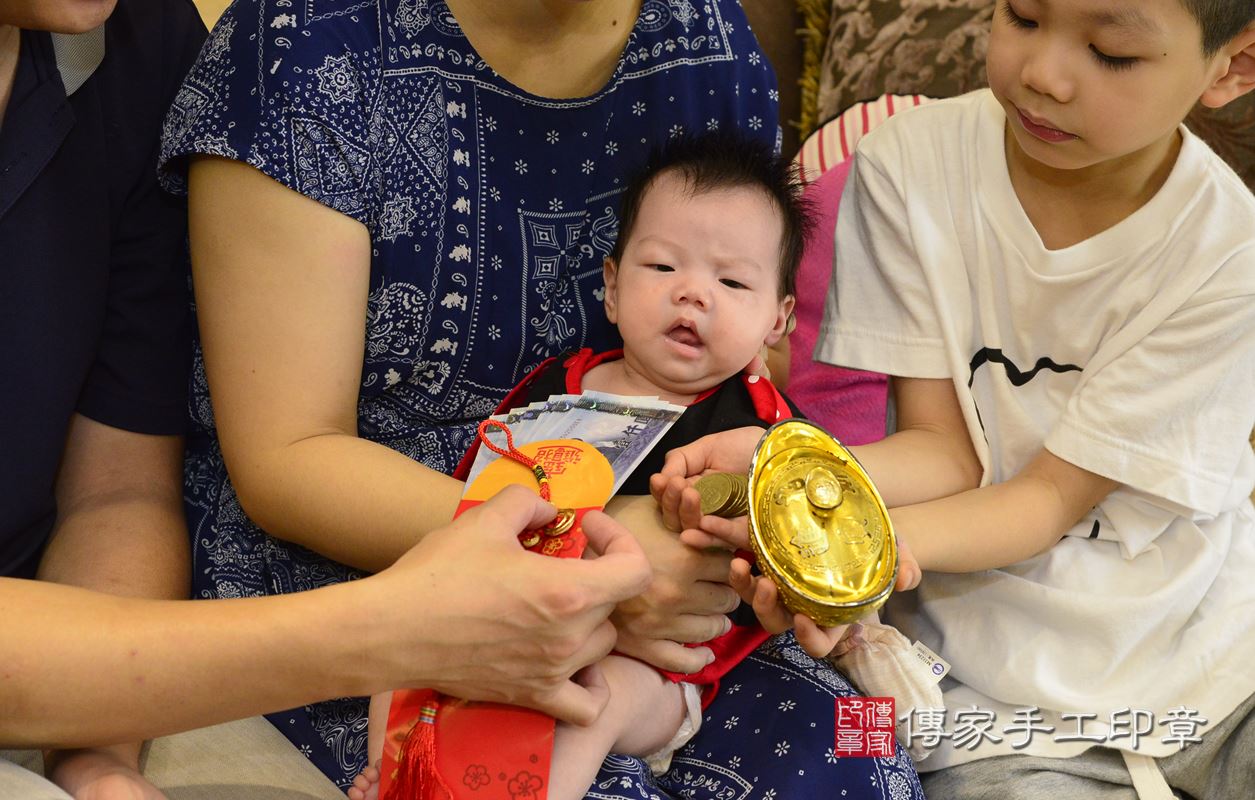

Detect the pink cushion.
xmin=787 ymin=158 xmax=888 ymax=445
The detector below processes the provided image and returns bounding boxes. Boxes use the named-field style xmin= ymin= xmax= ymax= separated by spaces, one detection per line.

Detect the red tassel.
xmin=387 ymin=700 xmax=454 ymax=800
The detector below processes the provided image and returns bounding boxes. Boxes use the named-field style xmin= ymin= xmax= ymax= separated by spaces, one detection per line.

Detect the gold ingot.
xmin=804 ymin=466 xmax=843 ymax=510
xmin=745 ymin=420 xmax=897 ymax=626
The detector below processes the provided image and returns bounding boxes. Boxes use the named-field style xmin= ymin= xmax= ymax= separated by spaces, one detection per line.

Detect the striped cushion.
xmin=795 ymin=94 xmax=937 ymax=184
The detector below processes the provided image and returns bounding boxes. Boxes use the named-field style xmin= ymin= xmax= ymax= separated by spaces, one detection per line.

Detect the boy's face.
xmin=987 ymin=0 xmax=1229 ymax=172
xmin=604 ymin=171 xmax=793 ymax=395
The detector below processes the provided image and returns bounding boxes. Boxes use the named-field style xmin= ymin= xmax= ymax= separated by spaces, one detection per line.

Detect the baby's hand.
xmin=728 ymin=557 xmax=857 ymax=659
xmin=677 ymin=511 xmax=749 ymax=552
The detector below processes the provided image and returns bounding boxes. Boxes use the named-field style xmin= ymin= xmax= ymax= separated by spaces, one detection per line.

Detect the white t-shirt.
xmin=816 ymin=89 xmax=1255 ymax=770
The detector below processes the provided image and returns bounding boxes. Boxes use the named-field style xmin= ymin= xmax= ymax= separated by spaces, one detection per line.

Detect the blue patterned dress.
xmin=158 ymin=1 xmax=923 ymax=796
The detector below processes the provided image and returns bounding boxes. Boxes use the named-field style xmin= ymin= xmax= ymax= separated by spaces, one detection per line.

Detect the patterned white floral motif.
xmin=638 ymin=0 xmax=673 ymax=32
xmin=379 ymin=196 xmax=418 ymax=241
xmin=668 ymin=0 xmax=698 ymax=28
xmin=365 ymin=282 xmax=428 ymax=360
xmin=632 ymin=101 xmax=647 ymax=116
xmin=314 ymin=54 xmax=359 ymax=102
xmin=290 ymin=119 xmax=370 ymax=215
xmin=203 ymin=16 xmax=235 ymax=61
xmin=394 ymin=0 xmax=431 ymax=36
xmin=192 ymin=134 xmax=237 ymax=159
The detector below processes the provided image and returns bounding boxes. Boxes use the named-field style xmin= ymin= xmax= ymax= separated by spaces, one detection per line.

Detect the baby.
xmin=354 ymin=132 xmax=901 ymax=800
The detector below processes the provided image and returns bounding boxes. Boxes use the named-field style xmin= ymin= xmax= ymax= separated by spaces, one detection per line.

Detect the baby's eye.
xmin=720 ymin=278 xmax=748 ymax=290
xmin=649 ymin=264 xmax=675 ymax=272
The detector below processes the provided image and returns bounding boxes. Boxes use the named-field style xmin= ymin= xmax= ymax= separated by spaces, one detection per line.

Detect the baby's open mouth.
xmin=667 ymin=321 xmax=703 ymax=348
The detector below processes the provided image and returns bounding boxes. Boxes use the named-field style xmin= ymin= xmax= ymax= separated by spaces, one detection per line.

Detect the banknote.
xmin=464 ymin=391 xmax=685 ymax=493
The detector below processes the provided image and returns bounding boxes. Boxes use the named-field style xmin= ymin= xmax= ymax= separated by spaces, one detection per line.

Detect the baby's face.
xmin=604 ymin=172 xmax=793 ymax=396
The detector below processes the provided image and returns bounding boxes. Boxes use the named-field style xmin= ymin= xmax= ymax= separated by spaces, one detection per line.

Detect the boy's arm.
xmin=893 ymin=448 xmax=1118 ymax=573
xmin=850 ymin=376 xmax=983 ymax=507
xmin=858 ymin=376 xmax=1117 ymax=572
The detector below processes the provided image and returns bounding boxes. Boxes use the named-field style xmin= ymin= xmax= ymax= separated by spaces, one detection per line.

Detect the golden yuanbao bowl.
xmin=746 ymin=420 xmax=898 ymax=626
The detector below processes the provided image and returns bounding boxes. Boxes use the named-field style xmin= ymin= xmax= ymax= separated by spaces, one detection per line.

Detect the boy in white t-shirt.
xmin=655 ymin=0 xmax=1255 ymax=796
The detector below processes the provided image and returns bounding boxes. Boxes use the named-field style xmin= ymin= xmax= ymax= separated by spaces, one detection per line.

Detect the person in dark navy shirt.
xmin=0 ymin=3 xmax=650 ymax=798
xmin=0 ymin=0 xmax=204 ymax=795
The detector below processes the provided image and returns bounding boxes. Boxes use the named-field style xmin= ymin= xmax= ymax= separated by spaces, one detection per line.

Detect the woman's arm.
xmin=189 ymin=157 xmax=465 ymax=572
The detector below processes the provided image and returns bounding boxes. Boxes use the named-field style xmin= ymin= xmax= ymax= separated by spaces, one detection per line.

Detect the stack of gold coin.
xmin=695 ymin=472 xmax=749 ymax=518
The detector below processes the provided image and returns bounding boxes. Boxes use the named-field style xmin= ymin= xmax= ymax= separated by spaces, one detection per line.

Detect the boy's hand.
xmin=729 ymin=557 xmax=854 ymax=658
xmin=723 ymin=534 xmax=922 ymax=659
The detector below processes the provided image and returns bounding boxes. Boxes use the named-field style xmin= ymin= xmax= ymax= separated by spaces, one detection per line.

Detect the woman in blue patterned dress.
xmin=159 ymin=1 xmax=923 ymax=797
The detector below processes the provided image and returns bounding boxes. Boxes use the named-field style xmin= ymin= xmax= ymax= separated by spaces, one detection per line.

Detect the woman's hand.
xmin=370 ymin=485 xmax=652 ymax=726
xmin=602 ymin=495 xmax=741 ymax=675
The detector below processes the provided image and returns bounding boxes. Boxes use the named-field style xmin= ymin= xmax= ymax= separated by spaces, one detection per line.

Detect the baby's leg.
xmin=548 ymin=655 xmax=688 ymax=800
xmin=348 ymin=691 xmax=391 ymax=800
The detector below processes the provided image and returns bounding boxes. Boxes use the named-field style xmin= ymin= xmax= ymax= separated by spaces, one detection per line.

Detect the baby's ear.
xmin=602 ymin=257 xmax=620 ymax=324
xmin=1201 ymin=22 xmax=1255 ymax=108
xmin=764 ymin=295 xmax=796 ymax=346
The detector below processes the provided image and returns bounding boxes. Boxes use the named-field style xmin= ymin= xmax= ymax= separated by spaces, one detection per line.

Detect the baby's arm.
xmin=549 ymin=656 xmax=688 ymax=800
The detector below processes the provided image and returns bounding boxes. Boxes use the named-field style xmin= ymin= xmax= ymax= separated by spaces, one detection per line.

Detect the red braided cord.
xmin=475 ymin=419 xmax=551 ymax=501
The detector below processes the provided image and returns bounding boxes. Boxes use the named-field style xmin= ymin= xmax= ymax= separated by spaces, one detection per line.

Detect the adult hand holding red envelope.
xmin=381 ymin=438 xmax=624 ymax=800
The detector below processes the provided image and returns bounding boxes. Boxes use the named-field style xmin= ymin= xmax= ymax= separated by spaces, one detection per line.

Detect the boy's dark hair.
xmin=1181 ymin=0 xmax=1255 ymax=55
xmin=610 ymin=132 xmax=814 ymax=298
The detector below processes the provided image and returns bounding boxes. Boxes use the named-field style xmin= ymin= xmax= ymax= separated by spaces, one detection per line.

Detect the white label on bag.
xmin=911 ymin=640 xmax=951 ymax=684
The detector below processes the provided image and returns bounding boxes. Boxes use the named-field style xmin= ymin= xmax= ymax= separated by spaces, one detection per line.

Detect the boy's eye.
xmin=649 ymin=264 xmax=675 ymax=272
xmin=720 ymin=278 xmax=748 ymax=290
xmin=1001 ymin=2 xmax=1037 ymax=29
xmin=1090 ymin=45 xmax=1139 ymax=71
